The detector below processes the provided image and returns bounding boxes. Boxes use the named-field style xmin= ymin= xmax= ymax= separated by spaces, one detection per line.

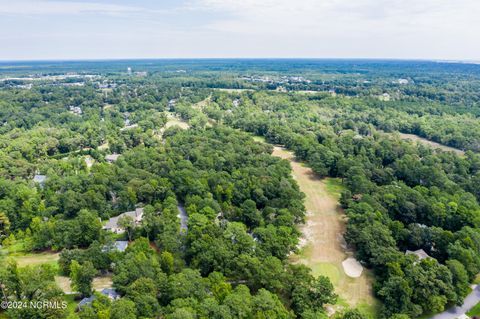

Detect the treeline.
xmin=1 ymin=127 xmax=359 ymax=318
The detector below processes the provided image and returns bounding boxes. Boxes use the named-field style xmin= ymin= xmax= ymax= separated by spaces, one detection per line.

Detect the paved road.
xmin=430 ymin=285 xmax=480 ymax=319
xmin=177 ymin=205 xmax=188 ymax=233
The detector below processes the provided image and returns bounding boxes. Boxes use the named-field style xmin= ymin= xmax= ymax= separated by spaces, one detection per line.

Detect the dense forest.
xmin=0 ymin=60 xmax=480 ymax=319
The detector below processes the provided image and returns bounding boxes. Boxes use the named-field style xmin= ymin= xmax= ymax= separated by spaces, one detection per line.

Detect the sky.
xmin=1 ymin=0 xmax=479 ymax=61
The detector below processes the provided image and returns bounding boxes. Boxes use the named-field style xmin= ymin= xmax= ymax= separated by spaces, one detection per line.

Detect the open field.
xmin=11 ymin=252 xmax=60 ymax=267
xmin=191 ymin=96 xmax=211 ymax=110
xmin=165 ymin=112 xmax=190 ymax=130
xmin=55 ymin=274 xmax=113 ymax=294
xmin=271 ymin=146 xmax=377 ymax=313
xmin=213 ymin=88 xmax=254 ymax=93
xmin=398 ymin=133 xmax=465 ymax=156
xmin=1 ymin=243 xmax=60 ymax=268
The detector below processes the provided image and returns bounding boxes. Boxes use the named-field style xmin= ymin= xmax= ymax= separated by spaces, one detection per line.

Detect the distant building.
xmin=103 ymin=207 xmax=144 ymax=234
xmin=33 ymin=174 xmax=47 ymax=187
xmin=168 ymin=99 xmax=176 ymax=111
xmin=406 ymin=249 xmax=430 ymax=261
xmin=398 ymin=78 xmax=409 ymax=85
xmin=102 ymin=241 xmax=129 ymax=253
xmin=105 ymin=154 xmax=120 ymax=163
xmin=127 ymin=67 xmax=132 ymax=75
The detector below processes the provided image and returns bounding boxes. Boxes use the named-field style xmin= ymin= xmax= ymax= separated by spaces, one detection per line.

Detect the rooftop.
xmin=406 ymin=249 xmax=430 ymax=261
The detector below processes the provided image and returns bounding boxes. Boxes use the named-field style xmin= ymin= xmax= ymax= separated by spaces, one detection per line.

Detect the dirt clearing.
xmin=271 ymin=146 xmax=376 ymax=310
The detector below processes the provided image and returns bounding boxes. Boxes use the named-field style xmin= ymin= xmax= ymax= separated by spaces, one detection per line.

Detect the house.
xmin=77 ymin=289 xmax=121 ymax=311
xmin=101 ymin=288 xmax=121 ymax=300
xmin=33 ymin=174 xmax=47 ymax=187
xmin=105 ymin=154 xmax=120 ymax=163
xmin=102 ymin=241 xmax=129 ymax=252
xmin=77 ymin=296 xmax=96 ymax=310
xmin=168 ymin=99 xmax=176 ymax=111
xmin=103 ymin=208 xmax=144 ymax=234
xmin=406 ymin=249 xmax=430 ymax=261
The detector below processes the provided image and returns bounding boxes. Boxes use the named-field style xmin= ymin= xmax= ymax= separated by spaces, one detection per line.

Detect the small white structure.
xmin=103 ymin=208 xmax=144 ymax=234
xmin=68 ymin=105 xmax=83 ymax=115
xmin=342 ymin=257 xmax=364 ymax=278
xmin=168 ymin=99 xmax=176 ymax=110
xmin=33 ymin=174 xmax=47 ymax=187
xmin=102 ymin=241 xmax=129 ymax=253
xmin=84 ymin=156 xmax=94 ymax=169
xmin=120 ymin=124 xmax=139 ymax=131
xmin=105 ymin=154 xmax=120 ymax=163
xmin=398 ymin=78 xmax=409 ymax=85
xmin=406 ymin=249 xmax=430 ymax=261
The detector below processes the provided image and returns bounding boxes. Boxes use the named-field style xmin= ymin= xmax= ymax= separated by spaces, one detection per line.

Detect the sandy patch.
xmin=342 ymin=257 xmax=363 ymax=278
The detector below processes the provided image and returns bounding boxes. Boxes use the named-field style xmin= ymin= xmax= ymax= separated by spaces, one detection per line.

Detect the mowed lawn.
xmin=165 ymin=112 xmax=190 ymax=130
xmin=0 ymin=240 xmax=60 ymax=267
xmin=271 ymin=146 xmax=378 ymax=316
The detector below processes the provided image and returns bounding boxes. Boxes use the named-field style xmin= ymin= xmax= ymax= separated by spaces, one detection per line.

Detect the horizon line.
xmin=0 ymin=57 xmax=479 ymax=64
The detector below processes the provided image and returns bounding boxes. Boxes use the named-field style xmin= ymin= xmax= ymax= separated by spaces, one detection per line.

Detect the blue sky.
xmin=1 ymin=0 xmax=479 ymax=60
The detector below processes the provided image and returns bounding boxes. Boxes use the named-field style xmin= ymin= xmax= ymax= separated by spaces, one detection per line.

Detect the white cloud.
xmin=0 ymin=0 xmax=144 ymax=16
xmin=191 ymin=0 xmax=480 ymax=34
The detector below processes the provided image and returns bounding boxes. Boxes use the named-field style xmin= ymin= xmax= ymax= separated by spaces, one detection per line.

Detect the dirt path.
xmin=272 ymin=146 xmax=376 ymax=311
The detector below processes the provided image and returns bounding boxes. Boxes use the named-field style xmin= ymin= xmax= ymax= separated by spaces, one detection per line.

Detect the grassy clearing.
xmin=64 ymin=294 xmax=79 ymax=316
xmin=324 ymin=177 xmax=344 ymax=199
xmin=213 ymin=88 xmax=254 ymax=93
xmin=1 ymin=240 xmax=26 ymax=254
xmin=0 ymin=240 xmax=60 ymax=268
xmin=398 ymin=133 xmax=465 ymax=156
xmin=165 ymin=113 xmax=190 ymax=130
xmin=467 ymin=301 xmax=480 ymax=317
xmin=310 ymin=262 xmax=342 ymax=285
xmin=271 ymin=146 xmax=377 ymax=313
xmin=8 ymin=252 xmax=60 ymax=268
xmin=55 ymin=274 xmax=113 ymax=294
xmin=55 ymin=276 xmax=73 ymax=293
xmin=93 ymin=275 xmax=113 ymax=291
xmin=252 ymin=135 xmax=266 ymax=143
